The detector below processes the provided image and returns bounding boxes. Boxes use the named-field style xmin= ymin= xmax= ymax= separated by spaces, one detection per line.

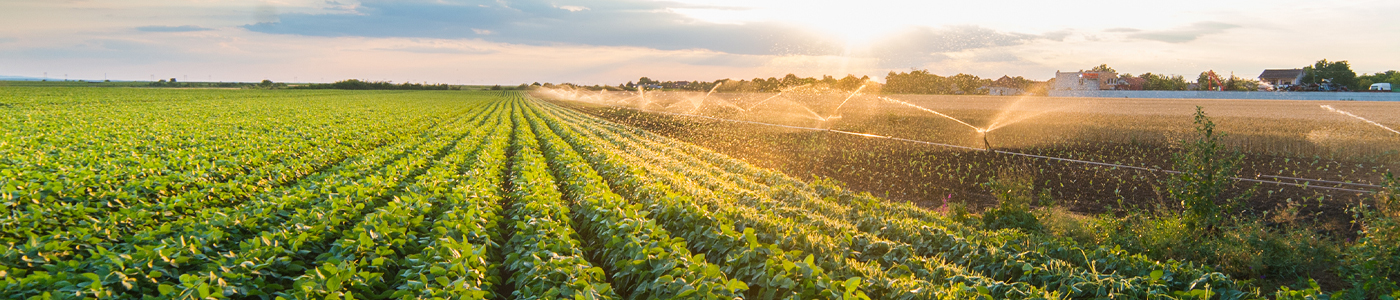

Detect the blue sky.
xmin=1 ymin=0 xmax=1397 ymax=85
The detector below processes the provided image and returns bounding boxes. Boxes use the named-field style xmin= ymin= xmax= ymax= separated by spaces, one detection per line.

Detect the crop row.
xmin=2 ymin=88 xmax=1261 ymax=299
xmin=527 ymin=96 xmax=1254 ymax=299
xmin=2 ymin=91 xmax=499 ymax=298
xmin=0 ymin=90 xmax=468 ymax=243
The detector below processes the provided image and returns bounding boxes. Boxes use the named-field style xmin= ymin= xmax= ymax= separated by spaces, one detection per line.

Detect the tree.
xmin=1358 ymin=70 xmax=1399 ymax=92
xmin=948 ymin=73 xmax=990 ymax=95
xmin=837 ymin=74 xmax=864 ymax=90
xmin=1223 ymin=75 xmax=1260 ymax=91
xmin=1140 ymin=73 xmax=1189 ymax=90
xmin=781 ymin=73 xmax=801 ymax=86
xmin=1089 ymin=64 xmax=1116 ymax=73
xmin=1302 ymin=59 xmax=1359 ymax=90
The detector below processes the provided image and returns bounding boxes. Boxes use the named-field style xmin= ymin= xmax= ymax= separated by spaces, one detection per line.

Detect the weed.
xmin=1340 ymin=173 xmax=1400 ymax=297
xmin=1165 ymin=106 xmax=1255 ymax=229
xmin=980 ymin=169 xmax=1046 ymax=233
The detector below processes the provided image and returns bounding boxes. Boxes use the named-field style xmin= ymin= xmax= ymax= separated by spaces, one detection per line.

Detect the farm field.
xmin=541 ymin=89 xmax=1397 ymax=225
xmin=0 ymin=87 xmax=1284 ymax=299
xmin=538 ymin=88 xmax=1400 ymax=294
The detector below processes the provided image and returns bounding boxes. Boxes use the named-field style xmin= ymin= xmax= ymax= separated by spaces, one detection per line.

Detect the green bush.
xmin=1166 ymin=106 xmax=1254 ymax=228
xmin=979 ymin=170 xmax=1045 ymax=233
xmin=1340 ymin=173 xmax=1400 ymax=298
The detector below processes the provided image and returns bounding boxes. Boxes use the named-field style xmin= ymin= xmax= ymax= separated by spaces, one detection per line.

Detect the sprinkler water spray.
xmin=828 ymin=84 xmax=866 ymax=119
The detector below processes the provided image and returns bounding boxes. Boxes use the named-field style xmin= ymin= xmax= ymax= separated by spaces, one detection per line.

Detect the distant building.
xmin=986 ymin=75 xmax=1025 ymax=95
xmin=1115 ymin=77 xmax=1146 ymax=90
xmin=1052 ymin=71 xmax=1117 ymax=91
xmin=1258 ymin=69 xmax=1305 ymax=89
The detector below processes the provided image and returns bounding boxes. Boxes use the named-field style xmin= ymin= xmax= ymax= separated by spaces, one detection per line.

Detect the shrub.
xmin=980 ymin=169 xmax=1046 ymax=233
xmin=1340 ymin=173 xmax=1400 ymax=297
xmin=1165 ymin=106 xmax=1253 ymax=228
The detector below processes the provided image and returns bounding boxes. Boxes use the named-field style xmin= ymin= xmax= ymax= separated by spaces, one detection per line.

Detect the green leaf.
xmin=1149 ymin=270 xmax=1163 ymax=283
xmin=435 ymin=276 xmax=450 ymax=287
xmin=158 ymin=284 xmax=175 ymax=295
xmin=149 ymin=271 xmax=164 ymax=279
xmin=844 ymin=277 xmax=861 ymax=291
xmin=727 ymin=279 xmax=749 ymax=292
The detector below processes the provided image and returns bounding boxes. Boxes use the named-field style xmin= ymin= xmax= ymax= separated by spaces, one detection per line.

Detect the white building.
xmin=1258 ymin=69 xmax=1306 ymax=89
xmin=1052 ymin=71 xmax=1118 ymax=91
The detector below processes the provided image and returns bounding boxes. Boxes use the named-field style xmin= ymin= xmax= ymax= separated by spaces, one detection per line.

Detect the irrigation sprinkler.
xmin=979 ymin=128 xmax=992 ymax=151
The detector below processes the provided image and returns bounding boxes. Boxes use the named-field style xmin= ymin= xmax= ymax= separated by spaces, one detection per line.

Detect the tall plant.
xmin=1166 ymin=106 xmax=1252 ymax=228
xmin=1340 ymin=173 xmax=1400 ymax=297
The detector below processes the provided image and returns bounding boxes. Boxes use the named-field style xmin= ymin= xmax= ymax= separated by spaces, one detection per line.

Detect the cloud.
xmin=10 ymin=38 xmax=197 ymax=64
xmin=239 ymin=1 xmax=1052 ymax=62
xmin=0 ymin=37 xmax=15 ymax=43
xmin=868 ymin=26 xmax=1039 ymax=68
xmin=1103 ymin=28 xmax=1140 ymax=33
xmin=136 ymin=25 xmax=214 ymax=32
xmin=1128 ymin=22 xmax=1240 ymax=43
xmin=375 ymin=45 xmax=496 ymax=54
xmin=1040 ymin=29 xmax=1073 ymax=41
xmin=972 ymin=51 xmax=1022 ymax=63
xmin=556 ymin=5 xmax=589 ymax=12
xmin=242 ymin=0 xmax=841 ymax=55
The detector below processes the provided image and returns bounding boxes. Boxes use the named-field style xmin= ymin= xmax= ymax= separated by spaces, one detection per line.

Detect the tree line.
xmin=883 ymin=70 xmax=993 ymax=95
xmin=146 ymin=78 xmax=281 ymax=89
xmin=1091 ymin=60 xmax=1397 ymax=92
xmin=297 ymin=79 xmax=459 ymax=90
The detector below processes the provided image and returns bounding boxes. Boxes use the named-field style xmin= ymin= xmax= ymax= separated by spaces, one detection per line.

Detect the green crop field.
xmin=538 ymin=88 xmax=1400 ymax=296
xmin=0 ymin=87 xmax=1391 ymax=299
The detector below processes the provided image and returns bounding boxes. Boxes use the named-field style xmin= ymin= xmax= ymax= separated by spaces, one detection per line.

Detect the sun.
xmin=769 ymin=5 xmax=906 ymax=50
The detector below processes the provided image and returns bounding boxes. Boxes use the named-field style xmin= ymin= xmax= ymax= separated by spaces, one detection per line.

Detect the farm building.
xmin=1258 ymin=69 xmax=1305 ymax=88
xmin=1052 ymin=71 xmax=1117 ymax=91
xmin=1114 ymin=77 xmax=1146 ymax=90
xmin=987 ymin=75 xmax=1025 ymax=95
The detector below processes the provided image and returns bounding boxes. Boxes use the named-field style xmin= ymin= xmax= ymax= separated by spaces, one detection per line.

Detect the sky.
xmin=1 ymin=0 xmax=1397 ymax=85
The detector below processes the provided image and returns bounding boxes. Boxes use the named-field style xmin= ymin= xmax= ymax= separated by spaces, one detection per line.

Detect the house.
xmin=1052 ymin=71 xmax=1117 ymax=91
xmin=986 ymin=76 xmax=1025 ymax=95
xmin=1258 ymin=69 xmax=1305 ymax=89
xmin=1115 ymin=77 xmax=1146 ymax=90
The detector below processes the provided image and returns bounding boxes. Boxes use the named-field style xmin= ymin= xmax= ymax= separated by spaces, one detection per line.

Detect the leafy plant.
xmin=979 ymin=169 xmax=1045 ymax=233
xmin=1340 ymin=173 xmax=1400 ymax=297
xmin=1165 ymin=106 xmax=1253 ymax=228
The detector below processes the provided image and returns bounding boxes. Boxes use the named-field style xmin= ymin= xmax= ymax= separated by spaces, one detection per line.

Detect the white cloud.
xmin=556 ymin=5 xmax=589 ymax=12
xmin=0 ymin=0 xmax=1396 ymax=84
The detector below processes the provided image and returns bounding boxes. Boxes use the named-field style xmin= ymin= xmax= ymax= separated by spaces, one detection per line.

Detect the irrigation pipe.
xmin=614 ymin=107 xmax=1383 ymax=194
